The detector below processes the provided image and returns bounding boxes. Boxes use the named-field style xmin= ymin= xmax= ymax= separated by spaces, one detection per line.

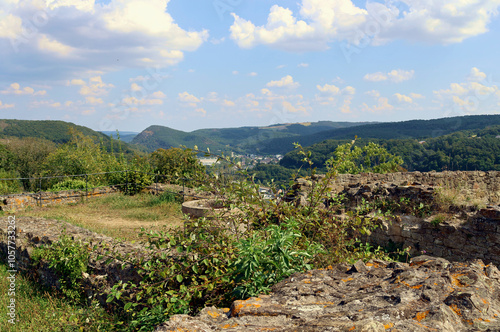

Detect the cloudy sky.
xmin=1 ymin=0 xmax=500 ymax=132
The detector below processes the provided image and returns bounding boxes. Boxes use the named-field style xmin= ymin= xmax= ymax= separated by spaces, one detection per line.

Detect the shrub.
xmin=50 ymin=178 xmax=87 ymax=191
xmin=32 ymin=234 xmax=90 ymax=303
xmin=231 ymin=218 xmax=324 ymax=299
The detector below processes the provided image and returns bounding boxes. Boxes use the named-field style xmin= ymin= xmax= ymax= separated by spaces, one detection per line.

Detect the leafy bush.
xmin=231 ymin=218 xmax=323 ymax=299
xmin=50 ymin=178 xmax=87 ymax=191
xmin=32 ymin=234 xmax=90 ymax=303
xmin=106 ymin=217 xmax=238 ymax=330
xmin=0 ymin=169 xmax=21 ymax=194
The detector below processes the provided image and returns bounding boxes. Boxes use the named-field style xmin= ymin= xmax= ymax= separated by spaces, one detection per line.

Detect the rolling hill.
xmin=254 ymin=114 xmax=500 ymax=155
xmin=131 ymin=121 xmax=374 ymax=153
xmin=0 ymin=119 xmax=143 ymax=155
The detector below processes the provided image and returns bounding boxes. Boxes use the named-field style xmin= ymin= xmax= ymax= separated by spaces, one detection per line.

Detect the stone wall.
xmin=367 ymin=207 xmax=500 ymax=266
xmin=330 ymin=170 xmax=499 ymax=204
xmin=0 ymin=186 xmax=120 ymax=211
xmin=0 ymin=216 xmax=165 ymax=308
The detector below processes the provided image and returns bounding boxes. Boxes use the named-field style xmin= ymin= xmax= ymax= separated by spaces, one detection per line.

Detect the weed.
xmin=430 ymin=213 xmax=447 ymax=227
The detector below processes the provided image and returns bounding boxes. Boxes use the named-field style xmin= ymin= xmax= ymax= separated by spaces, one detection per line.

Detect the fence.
xmin=0 ymin=170 xmax=199 ymax=211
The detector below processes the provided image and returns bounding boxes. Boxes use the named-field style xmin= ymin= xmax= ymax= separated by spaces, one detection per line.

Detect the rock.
xmin=155 ymin=256 xmax=500 ymax=331
xmin=479 ymin=206 xmax=500 ymax=221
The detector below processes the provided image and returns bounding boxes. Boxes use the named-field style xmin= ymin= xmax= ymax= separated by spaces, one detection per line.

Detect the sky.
xmin=1 ymin=0 xmax=500 ymax=133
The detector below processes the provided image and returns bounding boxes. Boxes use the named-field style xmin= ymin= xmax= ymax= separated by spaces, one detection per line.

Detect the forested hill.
xmin=131 ymin=121 xmax=374 ymax=152
xmin=254 ymin=114 xmax=500 ymax=155
xmin=0 ymin=119 xmax=141 ymax=155
xmin=0 ymin=119 xmax=111 ymax=143
xmin=279 ymin=125 xmax=500 ymax=172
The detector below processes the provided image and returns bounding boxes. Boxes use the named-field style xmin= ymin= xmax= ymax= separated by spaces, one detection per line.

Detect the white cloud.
xmin=298 ymin=63 xmax=309 ymax=67
xmin=394 ymin=93 xmax=412 ymax=103
xmin=69 ymin=79 xmax=86 ymax=86
xmin=282 ymin=100 xmax=307 ymax=114
xmin=232 ymin=71 xmax=239 ymax=75
xmin=38 ymin=34 xmax=75 ymax=57
xmin=206 ymin=92 xmax=218 ymax=102
xmin=195 ymin=108 xmax=206 ymax=116
xmin=78 ymin=76 xmax=114 ymax=96
xmin=152 ymin=91 xmax=166 ymax=99
xmin=0 ymin=100 xmax=15 ymax=109
xmin=364 ymin=69 xmax=414 ymax=83
xmin=230 ymin=0 xmax=500 ymax=51
xmin=316 ymin=83 xmax=340 ymax=95
xmin=0 ymin=0 xmax=209 ymax=79
xmin=223 ymin=99 xmax=235 ymax=107
xmin=340 ymin=96 xmax=353 ymax=114
xmin=266 ymin=75 xmax=299 ymax=88
xmin=130 ymin=83 xmax=142 ymax=92
xmin=410 ymin=93 xmax=425 ymax=99
xmin=364 ymin=72 xmax=387 ymax=82
xmin=361 ymin=97 xmax=394 ymax=113
xmin=433 ymin=68 xmax=499 ymax=112
xmin=342 ymin=86 xmax=356 ymax=95
xmin=230 ymin=1 xmax=365 ymax=51
xmin=103 ymin=0 xmax=208 ymax=50
xmin=178 ymin=91 xmax=200 ymax=107
xmin=0 ymin=13 xmax=23 ymax=39
xmin=248 ymin=72 xmax=258 ymax=77
xmin=468 ymin=67 xmax=487 ymax=82
xmin=0 ymin=83 xmax=46 ymax=95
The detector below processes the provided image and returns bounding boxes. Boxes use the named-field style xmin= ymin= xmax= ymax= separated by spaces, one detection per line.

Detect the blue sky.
xmin=1 ymin=0 xmax=500 ymax=132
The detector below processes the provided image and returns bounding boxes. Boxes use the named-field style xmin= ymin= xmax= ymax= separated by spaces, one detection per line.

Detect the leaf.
xmin=124 ymin=302 xmax=133 ymax=311
xmin=176 ymin=274 xmax=184 ymax=283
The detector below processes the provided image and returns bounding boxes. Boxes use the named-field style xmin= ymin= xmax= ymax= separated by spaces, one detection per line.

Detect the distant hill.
xmin=100 ymin=131 xmax=139 ymax=143
xmin=255 ymin=114 xmax=500 ymax=154
xmin=279 ymin=124 xmax=500 ymax=172
xmin=131 ymin=121 xmax=373 ymax=153
xmin=0 ymin=119 xmax=142 ymax=155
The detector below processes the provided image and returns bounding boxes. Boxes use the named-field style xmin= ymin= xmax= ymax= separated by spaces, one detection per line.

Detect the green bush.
xmin=32 ymin=234 xmax=90 ymax=303
xmin=231 ymin=218 xmax=323 ymax=299
xmin=50 ymin=178 xmax=87 ymax=191
xmin=0 ymin=169 xmax=21 ymax=194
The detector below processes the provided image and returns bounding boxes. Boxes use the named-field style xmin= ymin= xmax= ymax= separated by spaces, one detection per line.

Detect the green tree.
xmin=150 ymin=147 xmax=205 ymax=185
xmin=3 ymin=137 xmax=57 ymax=190
xmin=326 ymin=141 xmax=403 ymax=174
xmin=42 ymin=128 xmax=110 ymax=177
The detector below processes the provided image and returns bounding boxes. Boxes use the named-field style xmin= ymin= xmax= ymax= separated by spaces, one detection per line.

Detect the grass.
xmin=15 ymin=191 xmax=185 ymax=241
xmin=0 ymin=263 xmax=116 ymax=331
xmin=434 ymin=181 xmax=488 ymax=212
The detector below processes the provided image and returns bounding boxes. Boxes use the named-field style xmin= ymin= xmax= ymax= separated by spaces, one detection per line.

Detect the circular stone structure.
xmin=181 ymin=199 xmax=225 ymax=219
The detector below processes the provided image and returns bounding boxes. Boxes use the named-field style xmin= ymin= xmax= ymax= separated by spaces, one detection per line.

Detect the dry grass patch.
xmin=16 ymin=192 xmax=185 ymax=241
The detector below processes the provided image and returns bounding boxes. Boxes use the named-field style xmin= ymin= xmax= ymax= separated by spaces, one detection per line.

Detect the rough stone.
xmin=155 ymin=256 xmax=500 ymax=331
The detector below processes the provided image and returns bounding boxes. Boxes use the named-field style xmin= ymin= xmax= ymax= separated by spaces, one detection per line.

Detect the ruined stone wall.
xmin=329 ymin=170 xmax=499 ymax=204
xmin=367 ymin=209 xmax=500 ymax=266
xmin=0 ymin=186 xmax=120 ymax=211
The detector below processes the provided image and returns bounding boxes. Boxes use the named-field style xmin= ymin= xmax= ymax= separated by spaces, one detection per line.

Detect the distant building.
xmin=199 ymin=158 xmax=218 ymax=166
